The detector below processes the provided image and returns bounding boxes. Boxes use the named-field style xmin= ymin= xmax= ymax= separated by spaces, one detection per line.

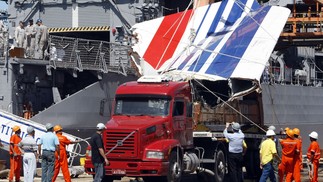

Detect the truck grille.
xmin=104 ymin=130 xmax=137 ymax=158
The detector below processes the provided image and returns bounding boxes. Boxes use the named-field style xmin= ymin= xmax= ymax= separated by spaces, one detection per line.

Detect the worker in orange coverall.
xmin=278 ymin=129 xmax=298 ymax=182
xmin=9 ymin=126 xmax=22 ymax=182
xmin=307 ymin=131 xmax=320 ymax=182
xmin=52 ymin=125 xmax=79 ymax=182
xmin=292 ymin=128 xmax=302 ymax=182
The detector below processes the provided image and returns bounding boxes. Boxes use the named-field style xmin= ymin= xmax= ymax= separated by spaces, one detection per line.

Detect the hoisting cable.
xmin=105 ymin=130 xmax=136 ymax=155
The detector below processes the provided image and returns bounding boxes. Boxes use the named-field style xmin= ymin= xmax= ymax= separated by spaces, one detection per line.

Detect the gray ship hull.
xmin=262 ymin=83 xmax=323 ymax=152
xmin=31 ymin=73 xmax=137 ymax=137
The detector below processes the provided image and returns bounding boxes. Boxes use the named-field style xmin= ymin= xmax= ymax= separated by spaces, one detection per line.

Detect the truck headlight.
xmin=146 ymin=151 xmax=164 ymax=159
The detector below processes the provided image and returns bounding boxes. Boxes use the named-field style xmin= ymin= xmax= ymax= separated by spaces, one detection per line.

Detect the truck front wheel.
xmin=214 ymin=150 xmax=226 ymax=182
xmin=167 ymin=151 xmax=182 ymax=182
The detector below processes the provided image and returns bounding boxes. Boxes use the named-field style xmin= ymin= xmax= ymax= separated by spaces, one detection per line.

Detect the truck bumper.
xmin=85 ymin=159 xmax=169 ymax=176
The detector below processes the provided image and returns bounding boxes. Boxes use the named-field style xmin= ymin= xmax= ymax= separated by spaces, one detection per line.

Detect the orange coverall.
xmin=9 ymin=134 xmax=22 ymax=182
xmin=52 ymin=133 xmax=72 ymax=182
xmin=278 ymin=138 xmax=297 ymax=182
xmin=293 ymin=138 xmax=302 ymax=182
xmin=307 ymin=141 xmax=320 ymax=182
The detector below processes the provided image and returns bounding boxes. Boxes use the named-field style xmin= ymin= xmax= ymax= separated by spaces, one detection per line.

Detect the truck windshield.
xmin=114 ymin=97 xmax=170 ymax=116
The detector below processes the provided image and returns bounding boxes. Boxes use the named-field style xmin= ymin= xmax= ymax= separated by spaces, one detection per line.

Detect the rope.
xmin=105 ymin=131 xmax=136 ymax=155
xmin=68 ymin=137 xmax=91 ymax=167
xmin=193 ymin=78 xmax=266 ymax=132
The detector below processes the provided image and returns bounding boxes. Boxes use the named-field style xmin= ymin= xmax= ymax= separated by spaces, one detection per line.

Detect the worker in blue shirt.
xmin=37 ymin=123 xmax=59 ymax=182
xmin=223 ymin=122 xmax=246 ymax=182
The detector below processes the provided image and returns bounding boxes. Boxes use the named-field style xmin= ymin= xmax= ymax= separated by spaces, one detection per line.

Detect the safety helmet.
xmin=36 ymin=19 xmax=42 ymax=23
xmin=27 ymin=126 xmax=34 ymax=134
xmin=286 ymin=129 xmax=294 ymax=139
xmin=12 ymin=125 xmax=20 ymax=132
xmin=309 ymin=131 xmax=318 ymax=140
xmin=232 ymin=122 xmax=240 ymax=130
xmin=293 ymin=128 xmax=300 ymax=136
xmin=45 ymin=123 xmax=53 ymax=130
xmin=268 ymin=125 xmax=276 ymax=131
xmin=96 ymin=123 xmax=106 ymax=130
xmin=266 ymin=130 xmax=276 ymax=136
xmin=284 ymin=127 xmax=290 ymax=131
xmin=53 ymin=125 xmax=63 ymax=132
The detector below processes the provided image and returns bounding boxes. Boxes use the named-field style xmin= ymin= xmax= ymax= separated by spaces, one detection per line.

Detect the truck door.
xmin=172 ymin=99 xmax=186 ymax=146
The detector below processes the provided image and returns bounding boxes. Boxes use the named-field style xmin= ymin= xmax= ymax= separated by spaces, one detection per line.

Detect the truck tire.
xmin=167 ymin=151 xmax=182 ymax=182
xmin=214 ymin=150 xmax=225 ymax=182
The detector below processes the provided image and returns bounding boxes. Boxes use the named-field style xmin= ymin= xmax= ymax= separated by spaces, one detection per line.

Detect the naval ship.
xmin=0 ymin=0 xmax=323 ymax=155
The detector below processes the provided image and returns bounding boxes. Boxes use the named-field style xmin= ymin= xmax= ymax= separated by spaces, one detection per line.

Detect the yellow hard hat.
xmin=53 ymin=125 xmax=63 ymax=132
xmin=286 ymin=129 xmax=294 ymax=139
xmin=293 ymin=128 xmax=300 ymax=136
xmin=12 ymin=125 xmax=20 ymax=132
xmin=284 ymin=127 xmax=290 ymax=131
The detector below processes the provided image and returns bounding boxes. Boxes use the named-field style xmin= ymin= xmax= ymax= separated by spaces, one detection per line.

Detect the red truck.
xmin=84 ymin=76 xmax=265 ymax=182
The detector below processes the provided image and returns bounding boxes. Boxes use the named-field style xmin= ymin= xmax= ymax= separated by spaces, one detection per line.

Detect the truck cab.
xmin=85 ymin=77 xmax=195 ymax=181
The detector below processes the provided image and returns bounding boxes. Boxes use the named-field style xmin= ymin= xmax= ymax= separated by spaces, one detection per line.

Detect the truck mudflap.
xmin=85 ymin=160 xmax=169 ymax=176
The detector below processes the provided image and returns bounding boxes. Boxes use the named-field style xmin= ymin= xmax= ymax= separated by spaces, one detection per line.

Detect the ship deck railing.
xmin=0 ymin=35 xmax=136 ymax=76
xmin=261 ymin=65 xmax=323 ymax=87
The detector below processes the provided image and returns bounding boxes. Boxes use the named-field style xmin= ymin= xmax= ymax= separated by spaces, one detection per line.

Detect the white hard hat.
xmin=266 ymin=130 xmax=276 ymax=136
xmin=309 ymin=131 xmax=318 ymax=139
xmin=27 ymin=126 xmax=35 ymax=134
xmin=232 ymin=122 xmax=240 ymax=130
xmin=96 ymin=123 xmax=106 ymax=130
xmin=268 ymin=125 xmax=276 ymax=131
xmin=45 ymin=123 xmax=53 ymax=130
